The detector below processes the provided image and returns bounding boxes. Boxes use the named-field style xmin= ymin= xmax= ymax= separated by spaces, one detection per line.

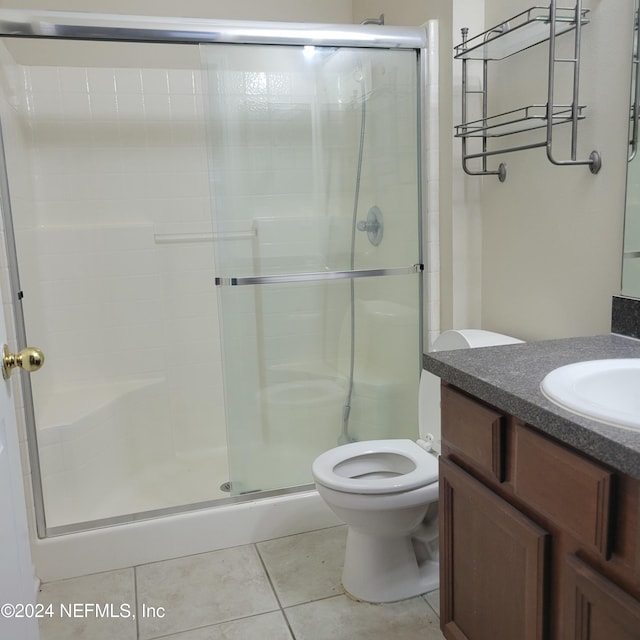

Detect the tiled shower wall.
xmin=11 ymin=56 xmax=226 ymax=459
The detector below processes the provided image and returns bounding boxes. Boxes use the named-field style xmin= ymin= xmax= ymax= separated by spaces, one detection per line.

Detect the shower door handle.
xmin=2 ymin=344 xmax=45 ymax=380
xmin=215 ymin=264 xmax=423 ymax=287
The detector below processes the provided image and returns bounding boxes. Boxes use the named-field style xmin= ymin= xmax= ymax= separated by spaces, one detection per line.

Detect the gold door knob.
xmin=2 ymin=344 xmax=45 ymax=380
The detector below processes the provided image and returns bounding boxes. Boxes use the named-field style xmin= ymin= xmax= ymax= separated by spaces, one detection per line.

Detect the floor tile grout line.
xmin=138 ymin=610 xmax=282 ymax=640
xmin=133 ymin=566 xmax=140 ymax=640
xmin=130 ymin=540 xmax=254 ymax=570
xmin=283 ymin=591 xmax=348 ymax=610
xmin=253 ymin=543 xmax=284 ymax=609
xmin=282 ymin=591 xmax=441 ymax=613
xmin=422 ymin=591 xmax=440 ymax=619
xmin=253 ymin=542 xmax=297 ymax=640
xmin=280 ymin=607 xmax=298 ymax=640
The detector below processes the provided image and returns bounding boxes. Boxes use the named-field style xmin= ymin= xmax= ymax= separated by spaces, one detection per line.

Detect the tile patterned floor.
xmin=38 ymin=525 xmax=445 ymax=640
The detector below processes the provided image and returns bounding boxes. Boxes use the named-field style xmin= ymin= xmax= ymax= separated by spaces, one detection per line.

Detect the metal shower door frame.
xmin=0 ymin=9 xmax=431 ymax=537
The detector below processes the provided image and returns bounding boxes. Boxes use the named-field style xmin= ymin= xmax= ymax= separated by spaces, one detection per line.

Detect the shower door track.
xmin=215 ymin=264 xmax=423 ymax=287
xmin=0 ymin=9 xmax=426 ymax=49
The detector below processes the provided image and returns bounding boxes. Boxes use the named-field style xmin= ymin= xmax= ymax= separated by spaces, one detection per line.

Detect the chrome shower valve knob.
xmin=356 ymin=206 xmax=383 ymax=246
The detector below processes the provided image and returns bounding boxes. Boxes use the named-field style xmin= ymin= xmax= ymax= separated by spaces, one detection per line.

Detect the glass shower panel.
xmin=220 ymin=275 xmax=421 ymax=494
xmin=202 ymin=43 xmax=421 ymax=495
xmin=1 ymin=38 xmax=232 ymax=531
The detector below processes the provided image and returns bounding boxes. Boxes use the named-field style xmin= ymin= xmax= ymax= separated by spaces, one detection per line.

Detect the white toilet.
xmin=312 ymin=329 xmax=523 ymax=603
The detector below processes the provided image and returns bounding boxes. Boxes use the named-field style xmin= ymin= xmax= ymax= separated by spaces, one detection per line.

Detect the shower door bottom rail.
xmin=214 ymin=264 xmax=423 ymax=287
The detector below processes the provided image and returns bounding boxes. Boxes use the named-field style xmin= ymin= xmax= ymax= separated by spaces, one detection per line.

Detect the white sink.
xmin=540 ymin=359 xmax=640 ymax=431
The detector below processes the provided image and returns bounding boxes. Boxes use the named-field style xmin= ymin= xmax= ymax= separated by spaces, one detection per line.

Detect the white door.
xmin=0 ymin=289 xmax=39 ymax=640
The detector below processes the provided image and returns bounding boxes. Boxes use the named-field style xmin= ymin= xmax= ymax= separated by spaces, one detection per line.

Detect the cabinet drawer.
xmin=441 ymin=385 xmax=506 ymax=483
xmin=514 ymin=424 xmax=614 ymax=558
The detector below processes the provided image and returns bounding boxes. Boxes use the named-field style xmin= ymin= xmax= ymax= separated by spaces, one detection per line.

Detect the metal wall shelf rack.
xmin=455 ymin=1 xmax=601 ymax=182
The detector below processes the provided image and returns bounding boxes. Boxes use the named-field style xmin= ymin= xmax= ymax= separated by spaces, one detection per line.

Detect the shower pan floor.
xmin=43 ymin=446 xmax=230 ymax=530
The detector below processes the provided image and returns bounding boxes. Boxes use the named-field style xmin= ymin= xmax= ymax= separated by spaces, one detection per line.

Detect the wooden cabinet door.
xmin=440 ymin=458 xmax=550 ymax=640
xmin=564 ymin=554 xmax=640 ymax=640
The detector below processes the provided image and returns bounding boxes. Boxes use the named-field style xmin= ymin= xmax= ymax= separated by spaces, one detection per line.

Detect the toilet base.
xmin=341 ymin=528 xmax=439 ymax=603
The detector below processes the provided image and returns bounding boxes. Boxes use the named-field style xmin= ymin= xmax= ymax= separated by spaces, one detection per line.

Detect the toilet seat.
xmin=312 ymin=439 xmax=438 ymax=495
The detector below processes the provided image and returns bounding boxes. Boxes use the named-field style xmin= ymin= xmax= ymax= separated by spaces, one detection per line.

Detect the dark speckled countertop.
xmin=422 ymin=333 xmax=640 ymax=480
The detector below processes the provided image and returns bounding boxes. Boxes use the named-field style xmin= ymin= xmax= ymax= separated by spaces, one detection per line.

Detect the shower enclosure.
xmin=0 ymin=11 xmax=434 ymax=538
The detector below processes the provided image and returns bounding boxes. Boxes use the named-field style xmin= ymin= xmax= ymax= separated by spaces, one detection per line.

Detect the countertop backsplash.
xmin=611 ymin=295 xmax=640 ymax=339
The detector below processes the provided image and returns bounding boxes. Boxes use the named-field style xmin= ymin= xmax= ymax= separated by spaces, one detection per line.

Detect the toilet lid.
xmin=312 ymin=439 xmax=438 ymax=494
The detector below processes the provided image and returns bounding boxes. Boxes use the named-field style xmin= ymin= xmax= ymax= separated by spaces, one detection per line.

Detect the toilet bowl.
xmin=312 ymin=329 xmax=523 ymax=603
xmin=313 ymin=439 xmax=439 ymax=603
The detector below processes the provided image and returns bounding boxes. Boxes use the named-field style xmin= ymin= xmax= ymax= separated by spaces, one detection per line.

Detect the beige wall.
xmin=352 ymin=0 xmax=446 ymax=27
xmin=478 ymin=0 xmax=633 ymax=340
xmin=449 ymin=2 xmax=485 ymax=331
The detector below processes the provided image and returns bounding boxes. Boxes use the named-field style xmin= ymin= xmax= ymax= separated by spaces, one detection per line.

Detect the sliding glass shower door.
xmin=202 ymin=43 xmax=422 ymax=495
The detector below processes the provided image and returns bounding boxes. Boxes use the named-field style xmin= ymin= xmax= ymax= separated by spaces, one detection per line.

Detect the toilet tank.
xmin=419 ymin=330 xmax=524 ymax=452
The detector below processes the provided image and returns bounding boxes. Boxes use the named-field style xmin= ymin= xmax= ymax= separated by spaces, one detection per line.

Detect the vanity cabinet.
xmin=439 ymin=384 xmax=640 ymax=640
